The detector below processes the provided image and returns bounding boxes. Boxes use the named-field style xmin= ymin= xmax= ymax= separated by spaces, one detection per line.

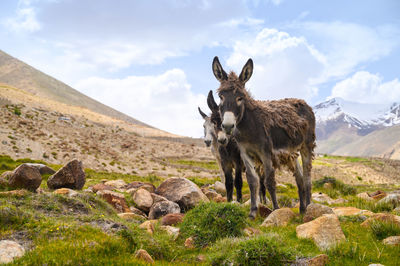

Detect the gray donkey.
xmin=198 ymin=91 xmax=243 ymax=202
xmin=212 ymin=56 xmax=316 ymax=218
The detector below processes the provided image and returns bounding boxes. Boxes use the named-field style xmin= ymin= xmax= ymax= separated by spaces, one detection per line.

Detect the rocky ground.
xmin=0 ymin=156 xmax=400 ymax=265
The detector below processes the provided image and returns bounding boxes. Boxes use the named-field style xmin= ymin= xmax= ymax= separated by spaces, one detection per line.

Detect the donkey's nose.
xmin=205 ymin=140 xmax=211 ymax=147
xmin=222 ymin=124 xmax=234 ymax=135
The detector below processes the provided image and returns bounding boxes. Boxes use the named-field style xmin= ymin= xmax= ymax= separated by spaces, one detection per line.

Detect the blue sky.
xmin=0 ymin=0 xmax=399 ymax=137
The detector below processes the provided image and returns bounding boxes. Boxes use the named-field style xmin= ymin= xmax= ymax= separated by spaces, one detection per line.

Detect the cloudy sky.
xmin=1 ymin=0 xmax=399 ymax=137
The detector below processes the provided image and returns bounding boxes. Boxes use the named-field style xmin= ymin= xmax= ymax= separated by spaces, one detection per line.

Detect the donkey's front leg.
xmin=241 ymin=152 xmax=259 ymax=219
xmin=234 ymin=162 xmax=243 ymax=203
xmin=223 ymin=166 xmax=234 ymax=202
xmin=263 ymin=156 xmax=279 ymax=210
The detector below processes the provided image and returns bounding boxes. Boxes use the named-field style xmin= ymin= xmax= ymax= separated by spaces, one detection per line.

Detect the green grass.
xmin=370 ymin=220 xmax=400 ymax=240
xmin=172 ymin=159 xmax=219 ymax=170
xmin=313 ymin=176 xmax=357 ymax=196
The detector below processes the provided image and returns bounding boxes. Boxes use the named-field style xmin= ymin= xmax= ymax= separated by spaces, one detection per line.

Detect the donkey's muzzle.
xmin=205 ymin=140 xmax=211 ymax=147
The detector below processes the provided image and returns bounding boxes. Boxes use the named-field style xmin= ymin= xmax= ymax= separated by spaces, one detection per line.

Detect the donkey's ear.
xmin=212 ymin=56 xmax=228 ymax=82
xmin=207 ymin=90 xmax=218 ymax=112
xmin=198 ymin=107 xmax=208 ymax=119
xmin=239 ymin=58 xmax=253 ymax=83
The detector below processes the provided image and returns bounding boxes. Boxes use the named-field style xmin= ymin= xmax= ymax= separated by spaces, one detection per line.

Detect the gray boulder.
xmin=47 ymin=159 xmax=85 ymax=190
xmin=148 ymin=200 xmax=181 ymax=219
xmin=8 ymin=164 xmax=42 ymax=191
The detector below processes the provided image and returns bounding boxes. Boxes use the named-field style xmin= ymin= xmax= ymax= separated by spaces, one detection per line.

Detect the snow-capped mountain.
xmin=314 ymin=98 xmax=400 ymax=140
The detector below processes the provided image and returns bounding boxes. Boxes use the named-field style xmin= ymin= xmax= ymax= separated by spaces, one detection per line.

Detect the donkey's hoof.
xmin=248 ymin=210 xmax=257 ymax=220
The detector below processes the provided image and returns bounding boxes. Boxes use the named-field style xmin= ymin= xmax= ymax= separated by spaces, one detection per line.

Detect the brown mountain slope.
xmin=0 ymin=50 xmax=150 ymax=128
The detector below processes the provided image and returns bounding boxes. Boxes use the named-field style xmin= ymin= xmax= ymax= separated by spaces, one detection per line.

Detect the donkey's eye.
xmin=236 ymin=97 xmax=243 ymax=104
xmin=219 ymin=95 xmax=224 ymax=102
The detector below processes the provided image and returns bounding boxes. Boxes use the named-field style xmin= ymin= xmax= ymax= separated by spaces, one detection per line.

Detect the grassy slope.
xmin=1 ymin=155 xmax=400 ymax=265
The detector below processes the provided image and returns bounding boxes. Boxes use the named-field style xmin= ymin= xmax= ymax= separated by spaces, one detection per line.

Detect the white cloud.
xmin=75 ymin=69 xmax=208 ymax=137
xmin=330 ymin=71 xmax=400 ymax=104
xmin=3 ymin=5 xmax=41 ymax=33
xmin=226 ymin=28 xmax=324 ymax=101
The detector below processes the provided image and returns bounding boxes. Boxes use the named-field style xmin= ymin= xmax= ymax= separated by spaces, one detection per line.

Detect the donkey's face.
xmin=198 ymin=107 xmax=214 ymax=147
xmin=212 ymin=56 xmax=253 ymax=135
xmin=207 ymin=90 xmax=230 ymax=146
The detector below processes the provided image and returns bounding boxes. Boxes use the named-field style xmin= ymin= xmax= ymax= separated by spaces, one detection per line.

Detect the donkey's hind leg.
xmin=262 ymin=157 xmax=279 ymax=210
xmin=301 ymin=146 xmax=313 ymax=206
xmin=223 ymin=165 xmax=234 ymax=202
xmin=293 ymin=158 xmax=307 ymax=213
xmin=234 ymin=162 xmax=243 ymax=202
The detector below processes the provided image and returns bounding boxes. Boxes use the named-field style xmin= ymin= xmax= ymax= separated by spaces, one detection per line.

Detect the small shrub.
xmin=13 ymin=106 xmax=21 ymax=116
xmin=370 ymin=220 xmax=400 ymax=240
xmin=277 ymin=194 xmax=293 ymax=207
xmin=313 ymin=176 xmax=357 ymax=196
xmin=180 ymin=202 xmax=247 ymax=247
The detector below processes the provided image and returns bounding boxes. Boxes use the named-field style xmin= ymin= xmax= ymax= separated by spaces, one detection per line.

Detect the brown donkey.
xmin=212 ymin=56 xmax=316 ymax=218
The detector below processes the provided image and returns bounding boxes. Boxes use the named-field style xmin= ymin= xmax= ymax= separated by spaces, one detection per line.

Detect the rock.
xmin=370 ymin=190 xmax=387 ymax=200
xmin=258 ymin=203 xmax=273 ymax=218
xmin=378 ymin=194 xmax=400 ymax=206
xmin=47 ymin=159 xmax=85 ymax=190
xmin=53 ymin=188 xmax=78 ymax=197
xmin=83 ymin=187 xmax=94 ymax=193
xmin=0 ymin=189 xmax=28 ymax=197
xmin=126 ymin=181 xmax=156 ymax=193
xmin=151 ymin=193 xmax=169 ymax=203
xmin=368 ymin=264 xmax=385 ymax=266
xmin=214 ymin=181 xmax=226 ymax=195
xmin=8 ymin=164 xmax=42 ymax=191
xmin=277 ymin=183 xmax=287 ymax=189
xmin=296 ymin=214 xmax=346 ymax=250
xmin=97 ymin=190 xmax=130 ymax=213
xmin=160 ymin=225 xmax=180 ymax=239
xmin=132 ymin=188 xmax=153 ymax=212
xmin=196 ymin=254 xmax=206 ymax=262
xmin=24 ymin=163 xmax=56 ymax=175
xmin=148 ymin=200 xmax=181 ymax=219
xmin=357 ymin=192 xmax=373 ymax=201
xmin=139 ymin=220 xmax=158 ymax=234
xmin=297 ymin=254 xmax=329 ymax=266
xmin=331 ymin=198 xmax=347 ymax=204
xmin=184 ymin=237 xmax=195 ymax=249
xmin=323 ymin=183 xmax=333 ymax=190
xmin=243 ymin=227 xmax=262 ymax=237
xmin=155 ymin=177 xmax=209 ymax=210
xmin=117 ymin=212 xmax=145 ymax=221
xmin=332 ymin=207 xmax=374 ymax=217
xmin=382 ymin=236 xmax=400 ymax=246
xmin=135 ymin=249 xmax=154 ymax=264
xmin=161 ymin=213 xmax=185 ymax=226
xmin=204 ymin=190 xmax=221 ymax=201
xmin=312 ymin=192 xmax=334 ymax=204
xmin=394 ymin=207 xmax=400 ymax=215
xmin=215 ymin=195 xmax=227 ymax=203
xmin=0 ymin=240 xmax=25 ymax=264
xmin=261 ymin=208 xmax=295 ymax=227
xmin=104 ymin=179 xmax=127 ymax=189
xmin=129 ymin=206 xmax=147 ymax=218
xmin=92 ymin=183 xmax=114 ymax=193
xmin=303 ymin=203 xmax=334 ymax=222
xmin=361 ymin=213 xmax=400 ymax=228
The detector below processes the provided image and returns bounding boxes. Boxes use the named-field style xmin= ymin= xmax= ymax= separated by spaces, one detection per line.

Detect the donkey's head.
xmin=207 ymin=90 xmax=229 ymax=146
xmin=212 ymin=56 xmax=253 ymax=135
xmin=198 ymin=107 xmax=214 ymax=147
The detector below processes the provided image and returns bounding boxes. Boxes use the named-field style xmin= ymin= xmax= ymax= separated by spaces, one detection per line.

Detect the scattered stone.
xmin=83 ymin=187 xmax=94 ymax=193
xmin=357 ymin=192 xmax=373 ymax=201
xmin=8 ymin=164 xmax=42 ymax=191
xmin=160 ymin=225 xmax=180 ymax=239
xmin=244 ymin=227 xmax=262 ymax=237
xmin=378 ymin=194 xmax=400 ymax=206
xmin=132 ymin=188 xmax=153 ymax=212
xmin=277 ymin=183 xmax=287 ymax=189
xmin=53 ymin=188 xmax=78 ymax=197
xmin=332 ymin=207 xmax=374 ymax=217
xmin=24 ymin=163 xmax=56 ymax=175
xmin=368 ymin=264 xmax=385 ymax=266
xmin=92 ymin=183 xmax=114 ymax=193
xmin=204 ymin=190 xmax=221 ymax=201
xmin=361 ymin=213 xmax=400 ymax=228
xmin=155 ymin=177 xmax=209 ymax=210
xmin=258 ymin=203 xmax=273 ymax=218
xmin=139 ymin=220 xmax=158 ymax=234
xmin=126 ymin=181 xmax=156 ymax=193
xmin=295 ymin=254 xmax=330 ymax=266
xmin=97 ymin=190 xmax=130 ymax=213
xmin=117 ymin=212 xmax=145 ymax=221
xmin=303 ymin=203 xmax=334 ymax=222
xmin=196 ymin=254 xmax=206 ymax=262
xmin=331 ymin=198 xmax=347 ymax=204
xmin=0 ymin=240 xmax=25 ymax=264
xmin=370 ymin=190 xmax=387 ymax=200
xmin=148 ymin=200 xmax=181 ymax=219
xmin=47 ymin=159 xmax=85 ymax=190
xmin=296 ymin=214 xmax=346 ymax=250
xmin=312 ymin=193 xmax=334 ymax=205
xmin=0 ymin=189 xmax=28 ymax=197
xmin=161 ymin=213 xmax=185 ymax=226
xmin=261 ymin=208 xmax=295 ymax=227
xmin=394 ymin=207 xmax=400 ymax=215
xmin=323 ymin=183 xmax=333 ymax=190
xmin=382 ymin=236 xmax=400 ymax=246
xmin=151 ymin=193 xmax=169 ymax=203
xmin=184 ymin=237 xmax=195 ymax=249
xmin=104 ymin=179 xmax=127 ymax=189
xmin=135 ymin=249 xmax=154 ymax=264
xmin=129 ymin=206 xmax=147 ymax=218
xmin=214 ymin=181 xmax=226 ymax=195
xmin=215 ymin=195 xmax=227 ymax=203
